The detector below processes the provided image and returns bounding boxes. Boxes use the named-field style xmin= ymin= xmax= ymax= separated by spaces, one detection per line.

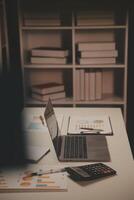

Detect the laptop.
xmin=44 ymin=98 xmax=110 ymax=162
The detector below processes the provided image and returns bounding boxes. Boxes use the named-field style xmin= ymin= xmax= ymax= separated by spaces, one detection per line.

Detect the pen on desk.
xmin=40 ymin=115 xmax=45 ymax=125
xmin=80 ymin=131 xmax=101 ymax=135
xmin=80 ymin=128 xmax=103 ymax=131
xmin=26 ymin=167 xmax=66 ymax=178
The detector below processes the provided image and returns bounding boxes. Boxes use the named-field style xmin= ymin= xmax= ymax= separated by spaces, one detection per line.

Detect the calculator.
xmin=65 ymin=163 xmax=117 ymax=181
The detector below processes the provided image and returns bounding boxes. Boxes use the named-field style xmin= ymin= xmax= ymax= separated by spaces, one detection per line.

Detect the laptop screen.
xmin=44 ymin=98 xmax=61 ymax=156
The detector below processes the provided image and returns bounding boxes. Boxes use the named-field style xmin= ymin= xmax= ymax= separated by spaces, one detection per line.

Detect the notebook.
xmin=44 ymin=98 xmax=110 ymax=162
xmin=67 ymin=115 xmax=113 ymax=135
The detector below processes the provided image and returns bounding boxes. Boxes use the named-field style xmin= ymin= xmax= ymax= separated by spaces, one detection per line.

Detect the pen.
xmin=80 ymin=128 xmax=103 ymax=131
xmin=40 ymin=115 xmax=45 ymax=125
xmin=80 ymin=131 xmax=101 ymax=135
xmin=26 ymin=167 xmax=66 ymax=177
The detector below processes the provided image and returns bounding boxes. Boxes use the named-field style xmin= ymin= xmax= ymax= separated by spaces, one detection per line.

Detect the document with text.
xmin=68 ymin=115 xmax=113 ymax=135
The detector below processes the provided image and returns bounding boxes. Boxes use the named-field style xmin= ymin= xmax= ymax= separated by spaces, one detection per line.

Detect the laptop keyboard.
xmin=64 ymin=136 xmax=87 ymax=159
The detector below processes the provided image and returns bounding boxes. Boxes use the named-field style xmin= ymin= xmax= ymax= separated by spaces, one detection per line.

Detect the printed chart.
xmin=0 ymin=167 xmax=67 ymax=192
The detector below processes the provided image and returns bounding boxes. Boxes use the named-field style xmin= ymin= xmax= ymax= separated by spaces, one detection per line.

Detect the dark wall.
xmin=127 ymin=7 xmax=134 ymax=157
xmin=0 ymin=0 xmax=26 ymax=166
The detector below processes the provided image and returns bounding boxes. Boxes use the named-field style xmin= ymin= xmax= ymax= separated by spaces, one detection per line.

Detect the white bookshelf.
xmin=18 ymin=1 xmax=128 ymax=122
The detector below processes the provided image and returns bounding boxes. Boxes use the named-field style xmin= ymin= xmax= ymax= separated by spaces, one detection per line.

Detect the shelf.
xmin=25 ymin=95 xmax=124 ymax=106
xmin=19 ymin=4 xmax=128 ymax=122
xmin=75 ymin=64 xmax=125 ymax=68
xmin=24 ymin=64 xmax=125 ymax=69
xmin=22 ymin=26 xmax=73 ymax=30
xmin=22 ymin=25 xmax=127 ymax=31
xmin=75 ymin=96 xmax=124 ymax=105
xmin=25 ymin=97 xmax=74 ymax=105
xmin=74 ymin=25 xmax=127 ymax=30
xmin=24 ymin=64 xmax=73 ymax=69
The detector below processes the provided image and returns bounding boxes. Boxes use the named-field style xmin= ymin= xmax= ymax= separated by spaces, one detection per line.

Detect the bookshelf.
xmin=18 ymin=1 xmax=128 ymax=122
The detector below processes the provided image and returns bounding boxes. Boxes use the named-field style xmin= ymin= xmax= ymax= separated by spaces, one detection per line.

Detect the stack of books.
xmin=30 ymin=47 xmax=69 ymax=64
xmin=31 ymin=82 xmax=66 ymax=102
xmin=76 ymin=11 xmax=118 ymax=65
xmin=77 ymin=42 xmax=118 ymax=65
xmin=75 ymin=68 xmax=114 ymax=101
xmin=76 ymin=10 xmax=115 ymax=26
xmin=23 ymin=12 xmax=61 ymax=26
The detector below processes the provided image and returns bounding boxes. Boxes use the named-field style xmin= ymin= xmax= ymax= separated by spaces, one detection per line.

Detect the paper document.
xmin=68 ymin=115 xmax=113 ymax=135
xmin=0 ymin=165 xmax=67 ymax=192
xmin=26 ymin=145 xmax=50 ymax=162
xmin=22 ymin=113 xmax=64 ymax=131
xmin=22 ymin=111 xmax=64 ymax=161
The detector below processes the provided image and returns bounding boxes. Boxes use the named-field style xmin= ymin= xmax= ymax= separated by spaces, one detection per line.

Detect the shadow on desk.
xmin=68 ymin=174 xmax=117 ymax=187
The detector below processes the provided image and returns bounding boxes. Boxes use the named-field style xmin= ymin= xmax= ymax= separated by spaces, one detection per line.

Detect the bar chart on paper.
xmin=0 ymin=166 xmax=67 ymax=192
xmin=68 ymin=115 xmax=113 ymax=135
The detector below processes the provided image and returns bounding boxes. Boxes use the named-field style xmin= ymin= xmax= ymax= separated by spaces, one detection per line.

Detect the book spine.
xmin=80 ymin=50 xmax=118 ymax=58
xmin=95 ymin=70 xmax=102 ymax=100
xmin=85 ymin=71 xmax=90 ymax=101
xmin=31 ymin=50 xmax=69 ymax=58
xmin=80 ymin=69 xmax=85 ymax=100
xmin=89 ymin=70 xmax=96 ymax=100
xmin=31 ymin=85 xmax=65 ymax=95
xmin=32 ymin=91 xmax=66 ymax=101
xmin=102 ymin=69 xmax=114 ymax=95
xmin=24 ymin=19 xmax=61 ymax=26
xmin=31 ymin=57 xmax=67 ymax=64
xmin=79 ymin=57 xmax=116 ymax=65
xmin=23 ymin=12 xmax=60 ymax=19
xmin=76 ymin=11 xmax=114 ymax=19
xmin=76 ymin=18 xmax=114 ymax=26
xmin=75 ymin=69 xmax=80 ymax=101
xmin=76 ymin=30 xmax=115 ymax=43
xmin=78 ymin=42 xmax=116 ymax=51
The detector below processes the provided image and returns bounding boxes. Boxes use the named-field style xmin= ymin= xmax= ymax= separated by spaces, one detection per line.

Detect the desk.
xmin=0 ymin=107 xmax=134 ymax=200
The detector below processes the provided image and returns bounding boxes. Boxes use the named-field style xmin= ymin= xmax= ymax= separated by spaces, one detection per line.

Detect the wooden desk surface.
xmin=0 ymin=107 xmax=134 ymax=200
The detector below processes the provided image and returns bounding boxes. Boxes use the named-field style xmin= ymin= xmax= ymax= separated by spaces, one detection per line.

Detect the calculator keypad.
xmin=81 ymin=163 xmax=116 ymax=179
xmin=66 ymin=163 xmax=116 ymax=181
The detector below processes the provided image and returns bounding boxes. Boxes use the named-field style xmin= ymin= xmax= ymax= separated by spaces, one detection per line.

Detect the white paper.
xmin=22 ymin=113 xmax=64 ymax=131
xmin=68 ymin=115 xmax=112 ymax=135
xmin=26 ymin=145 xmax=50 ymax=162
xmin=0 ymin=165 xmax=67 ymax=191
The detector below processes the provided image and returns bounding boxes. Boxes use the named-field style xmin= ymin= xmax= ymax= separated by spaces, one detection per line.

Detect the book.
xmin=89 ymin=70 xmax=96 ymax=100
xmin=80 ymin=69 xmax=85 ymax=100
xmin=76 ymin=18 xmax=115 ymax=26
xmin=32 ymin=91 xmax=66 ymax=101
xmin=31 ymin=47 xmax=69 ymax=58
xmin=23 ymin=12 xmax=60 ymax=19
xmin=31 ymin=82 xmax=65 ymax=95
xmin=95 ymin=70 xmax=102 ymax=100
xmin=78 ymin=42 xmax=116 ymax=51
xmin=24 ymin=19 xmax=61 ymax=26
xmin=85 ymin=71 xmax=90 ymax=101
xmin=75 ymin=69 xmax=80 ymax=101
xmin=76 ymin=11 xmax=114 ymax=19
xmin=0 ymin=166 xmax=67 ymax=192
xmin=31 ymin=57 xmax=67 ymax=64
xmin=67 ymin=115 xmax=113 ymax=135
xmin=76 ymin=30 xmax=115 ymax=43
xmin=102 ymin=69 xmax=114 ymax=95
xmin=80 ymin=50 xmax=118 ymax=58
xmin=79 ymin=57 xmax=116 ymax=65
